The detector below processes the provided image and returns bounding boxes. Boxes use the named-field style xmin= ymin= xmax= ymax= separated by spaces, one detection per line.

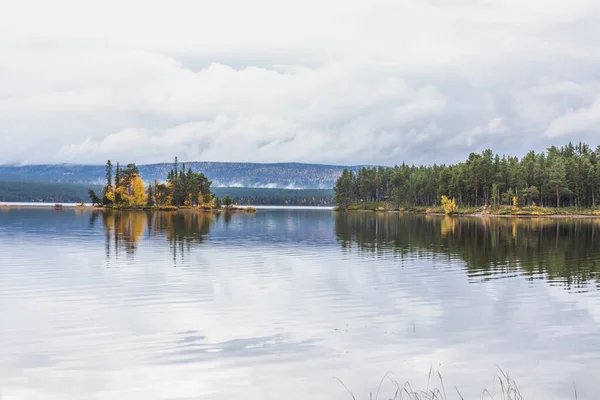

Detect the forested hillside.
xmin=334 ymin=142 xmax=600 ymax=209
xmin=0 ymin=182 xmax=102 ymax=203
xmin=0 ymin=162 xmax=361 ymax=189
xmin=213 ymin=187 xmax=334 ymax=206
xmin=0 ymin=181 xmax=333 ymax=206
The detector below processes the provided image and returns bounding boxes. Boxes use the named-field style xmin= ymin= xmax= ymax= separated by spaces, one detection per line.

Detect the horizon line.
xmin=0 ymin=160 xmax=380 ymax=168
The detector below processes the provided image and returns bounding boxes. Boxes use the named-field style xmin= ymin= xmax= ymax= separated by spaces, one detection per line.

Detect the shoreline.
xmin=4 ymin=202 xmax=599 ymax=218
xmin=0 ymin=203 xmax=257 ymax=213
xmin=334 ymin=205 xmax=600 ymax=219
xmin=338 ymin=210 xmax=600 ymax=219
xmin=0 ymin=202 xmax=334 ymax=211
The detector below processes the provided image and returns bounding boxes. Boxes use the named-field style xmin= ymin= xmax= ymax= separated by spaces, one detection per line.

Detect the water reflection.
xmin=2 ymin=208 xmax=600 ymax=399
xmin=335 ymin=213 xmax=600 ymax=290
xmin=90 ymin=210 xmax=222 ymax=263
xmin=90 ymin=210 xmax=600 ymax=289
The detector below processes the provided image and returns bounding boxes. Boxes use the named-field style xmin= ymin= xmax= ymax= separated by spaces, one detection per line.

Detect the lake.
xmin=1 ymin=208 xmax=599 ymax=399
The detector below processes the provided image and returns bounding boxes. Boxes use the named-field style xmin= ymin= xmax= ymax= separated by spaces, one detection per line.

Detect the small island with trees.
xmin=87 ymin=157 xmax=255 ymax=213
xmin=333 ymin=142 xmax=600 ymax=217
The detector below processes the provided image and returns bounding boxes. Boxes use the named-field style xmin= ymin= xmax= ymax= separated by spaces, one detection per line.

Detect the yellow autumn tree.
xmin=164 ymin=181 xmax=174 ymax=206
xmin=130 ymin=175 xmax=148 ymax=206
xmin=115 ymin=186 xmax=131 ymax=205
xmin=105 ymin=188 xmax=115 ymax=203
xmin=441 ymin=195 xmax=458 ymax=215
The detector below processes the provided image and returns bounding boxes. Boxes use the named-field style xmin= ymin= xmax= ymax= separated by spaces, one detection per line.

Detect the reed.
xmin=335 ymin=368 xmax=578 ymax=400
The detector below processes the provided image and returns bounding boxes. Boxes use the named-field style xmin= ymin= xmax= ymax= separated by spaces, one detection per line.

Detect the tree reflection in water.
xmin=90 ymin=210 xmax=224 ymax=264
xmin=88 ymin=210 xmax=600 ymax=290
xmin=335 ymin=212 xmax=600 ymax=291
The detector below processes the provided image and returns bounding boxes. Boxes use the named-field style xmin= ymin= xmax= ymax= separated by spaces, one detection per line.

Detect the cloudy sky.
xmin=2 ymin=0 xmax=600 ymax=166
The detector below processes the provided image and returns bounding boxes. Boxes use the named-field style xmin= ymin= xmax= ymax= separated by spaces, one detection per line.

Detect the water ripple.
xmin=1 ymin=209 xmax=600 ymax=399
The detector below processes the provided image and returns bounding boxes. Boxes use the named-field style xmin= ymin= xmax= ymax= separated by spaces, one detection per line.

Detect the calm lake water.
xmin=1 ymin=208 xmax=599 ymax=400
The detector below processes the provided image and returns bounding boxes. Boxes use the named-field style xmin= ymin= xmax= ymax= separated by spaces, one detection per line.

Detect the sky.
xmin=2 ymin=0 xmax=600 ymax=166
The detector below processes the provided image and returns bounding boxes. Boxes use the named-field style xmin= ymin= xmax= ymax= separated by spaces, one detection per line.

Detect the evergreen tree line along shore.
xmin=334 ymin=142 xmax=600 ymax=216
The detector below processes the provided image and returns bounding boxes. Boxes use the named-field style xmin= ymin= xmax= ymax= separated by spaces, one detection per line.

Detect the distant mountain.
xmin=0 ymin=162 xmax=365 ymax=189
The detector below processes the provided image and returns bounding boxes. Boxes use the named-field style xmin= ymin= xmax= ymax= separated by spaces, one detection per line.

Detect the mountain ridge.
xmin=0 ymin=161 xmax=370 ymax=189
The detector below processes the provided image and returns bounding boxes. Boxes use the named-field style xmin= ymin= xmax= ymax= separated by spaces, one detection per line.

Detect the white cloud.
xmin=2 ymin=0 xmax=600 ymax=165
xmin=545 ymin=97 xmax=600 ymax=138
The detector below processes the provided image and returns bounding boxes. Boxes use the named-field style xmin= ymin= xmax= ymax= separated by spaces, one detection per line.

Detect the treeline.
xmin=334 ymin=142 xmax=600 ymax=210
xmin=89 ymin=158 xmax=216 ymax=208
xmin=0 ymin=181 xmax=334 ymax=206
xmin=0 ymin=181 xmax=102 ymax=203
xmin=212 ymin=187 xmax=334 ymax=206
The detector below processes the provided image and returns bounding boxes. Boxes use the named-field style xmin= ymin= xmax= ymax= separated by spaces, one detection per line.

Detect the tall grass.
xmin=335 ymin=367 xmax=578 ymax=400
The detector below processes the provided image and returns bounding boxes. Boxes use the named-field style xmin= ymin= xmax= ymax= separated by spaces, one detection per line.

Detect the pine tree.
xmin=115 ymin=162 xmax=121 ymax=187
xmin=147 ymin=185 xmax=155 ymax=207
xmin=105 ymin=160 xmax=113 ymax=188
xmin=88 ymin=189 xmax=101 ymax=206
xmin=333 ymin=169 xmax=353 ymax=210
xmin=549 ymin=155 xmax=567 ymax=208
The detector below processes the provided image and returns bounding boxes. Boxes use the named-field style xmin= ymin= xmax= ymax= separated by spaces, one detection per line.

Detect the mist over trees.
xmin=334 ymin=142 xmax=600 ymax=210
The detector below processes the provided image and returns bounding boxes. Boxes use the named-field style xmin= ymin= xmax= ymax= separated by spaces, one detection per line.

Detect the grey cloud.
xmin=2 ymin=0 xmax=600 ymax=165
